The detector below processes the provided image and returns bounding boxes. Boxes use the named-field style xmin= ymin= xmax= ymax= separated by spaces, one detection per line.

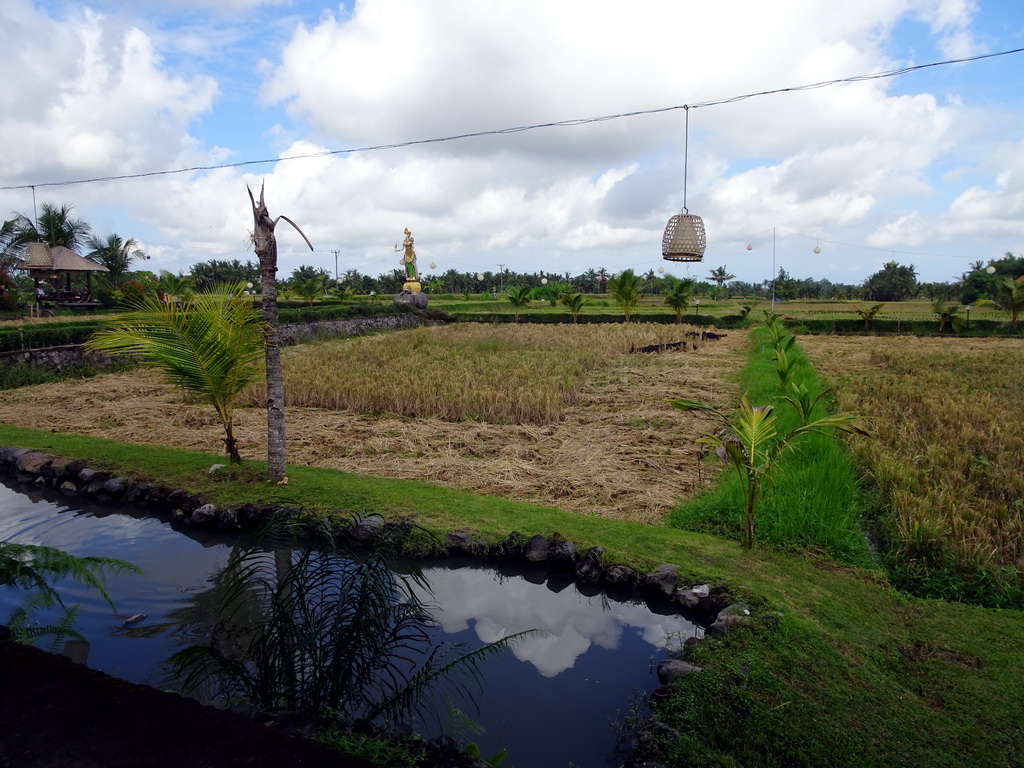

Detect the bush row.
xmin=0 ymin=304 xmax=411 ymax=353
xmin=276 ymin=302 xmax=407 ymax=324
xmin=453 ymin=312 xmax=748 ymax=328
xmin=0 ymin=321 xmax=104 ymax=352
xmin=787 ymin=317 xmax=1019 ymax=335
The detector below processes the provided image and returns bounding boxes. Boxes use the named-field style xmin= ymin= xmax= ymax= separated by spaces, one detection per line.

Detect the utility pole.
xmin=332 ymin=249 xmax=340 ymax=284
xmin=771 ymin=228 xmax=776 ymax=306
xmin=497 ymin=263 xmax=505 ymax=291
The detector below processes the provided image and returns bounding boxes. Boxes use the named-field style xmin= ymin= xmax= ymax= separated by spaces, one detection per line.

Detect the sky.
xmin=2 ymin=0 xmax=1023 ymax=287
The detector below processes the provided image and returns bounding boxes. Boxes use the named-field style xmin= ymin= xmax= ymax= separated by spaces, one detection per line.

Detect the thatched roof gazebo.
xmin=18 ymin=242 xmax=108 ymax=307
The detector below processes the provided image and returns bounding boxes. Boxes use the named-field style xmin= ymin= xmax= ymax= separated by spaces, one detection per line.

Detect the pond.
xmin=0 ymin=475 xmax=705 ymax=768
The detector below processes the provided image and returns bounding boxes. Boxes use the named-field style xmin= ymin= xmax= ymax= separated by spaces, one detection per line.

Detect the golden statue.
xmin=399 ymin=228 xmax=421 ymax=293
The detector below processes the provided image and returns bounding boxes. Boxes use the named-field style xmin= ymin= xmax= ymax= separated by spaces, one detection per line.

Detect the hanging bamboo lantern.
xmin=662 ymin=213 xmax=706 ymax=262
xmin=662 ymin=106 xmax=706 ymax=263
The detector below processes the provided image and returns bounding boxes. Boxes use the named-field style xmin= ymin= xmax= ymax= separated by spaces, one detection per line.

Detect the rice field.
xmin=0 ymin=323 xmax=743 ymax=524
xmin=253 ymin=323 xmax=708 ymax=425
xmin=801 ymin=335 xmax=1024 ymax=606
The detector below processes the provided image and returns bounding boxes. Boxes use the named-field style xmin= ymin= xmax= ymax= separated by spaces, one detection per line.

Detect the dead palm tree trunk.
xmin=248 ymin=184 xmax=314 ymax=480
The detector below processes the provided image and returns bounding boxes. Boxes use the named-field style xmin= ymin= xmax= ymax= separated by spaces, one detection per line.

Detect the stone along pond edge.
xmin=1 ymin=445 xmax=771 ymax=768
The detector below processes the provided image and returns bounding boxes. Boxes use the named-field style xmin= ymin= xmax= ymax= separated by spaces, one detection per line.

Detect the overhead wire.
xmin=2 ymin=46 xmax=1022 ymax=192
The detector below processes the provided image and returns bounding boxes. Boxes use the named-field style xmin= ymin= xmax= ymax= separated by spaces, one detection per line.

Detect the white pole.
xmin=771 ymin=227 xmax=776 ymax=305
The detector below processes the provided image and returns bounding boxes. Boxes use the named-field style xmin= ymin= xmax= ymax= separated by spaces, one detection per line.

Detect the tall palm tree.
xmin=0 ymin=219 xmax=20 ymax=271
xmin=708 ymin=265 xmax=736 ymax=288
xmin=85 ymin=233 xmax=147 ymax=286
xmin=608 ymin=268 xmax=643 ymax=323
xmin=2 ymin=202 xmax=92 ymax=258
xmin=248 ymin=184 xmax=314 ymax=481
xmin=85 ymin=283 xmax=267 ymax=463
xmin=662 ymin=276 xmax=695 ymax=324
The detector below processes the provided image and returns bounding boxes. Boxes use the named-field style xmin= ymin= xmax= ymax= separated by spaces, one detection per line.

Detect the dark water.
xmin=0 ymin=476 xmax=704 ymax=768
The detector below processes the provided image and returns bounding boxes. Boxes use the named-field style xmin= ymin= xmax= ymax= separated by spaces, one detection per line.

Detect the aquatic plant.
xmin=170 ymin=517 xmax=527 ymax=729
xmin=1 ymin=540 xmax=141 ymax=650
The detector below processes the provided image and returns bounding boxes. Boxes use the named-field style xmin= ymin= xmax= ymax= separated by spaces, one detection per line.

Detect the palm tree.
xmin=333 ymin=285 xmax=356 ymax=304
xmin=189 ymin=259 xmax=260 ymax=291
xmin=505 ymin=284 xmax=532 ymax=322
xmin=85 ymin=282 xmax=267 ymax=463
xmin=12 ymin=202 xmax=92 ymax=251
xmin=248 ymin=184 xmax=314 ymax=481
xmin=608 ymin=269 xmax=643 ymax=323
xmin=559 ymin=292 xmax=588 ymax=323
xmin=993 ymin=277 xmax=1024 ymax=331
xmin=855 ymin=303 xmax=884 ymax=330
xmin=85 ymin=234 xmax=147 ymax=286
xmin=292 ymin=277 xmax=323 ymax=306
xmin=708 ymin=265 xmax=736 ymax=288
xmin=670 ymin=392 xmax=867 ymax=548
xmin=156 ymin=270 xmax=194 ymax=304
xmin=0 ymin=219 xmax=20 ymax=272
xmin=2 ymin=203 xmax=92 ymax=269
xmin=662 ymin=276 xmax=695 ymax=324
xmin=931 ymin=298 xmax=965 ymax=334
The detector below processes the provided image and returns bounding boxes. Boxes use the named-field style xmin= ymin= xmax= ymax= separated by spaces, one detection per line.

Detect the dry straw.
xmin=802 ymin=335 xmax=1024 ymax=580
xmin=0 ymin=323 xmax=741 ymax=524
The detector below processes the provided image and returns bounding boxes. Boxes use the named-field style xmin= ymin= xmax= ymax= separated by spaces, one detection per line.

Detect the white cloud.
xmin=0 ymin=1 xmax=217 ymax=185
xmin=3 ymin=0 xmax=1022 ymax=285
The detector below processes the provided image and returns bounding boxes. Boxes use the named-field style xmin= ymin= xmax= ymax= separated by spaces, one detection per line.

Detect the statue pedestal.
xmin=402 ymin=280 xmax=422 ymax=293
xmin=394 ymin=290 xmax=428 ymax=309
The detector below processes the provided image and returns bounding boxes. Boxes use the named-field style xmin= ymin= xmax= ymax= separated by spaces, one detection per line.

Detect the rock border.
xmin=0 ymin=445 xmax=764 ymax=768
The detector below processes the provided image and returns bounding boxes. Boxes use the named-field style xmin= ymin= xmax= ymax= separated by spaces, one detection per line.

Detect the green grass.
xmin=0 ymin=379 xmax=1022 ymax=765
xmin=668 ymin=328 xmax=872 ymax=566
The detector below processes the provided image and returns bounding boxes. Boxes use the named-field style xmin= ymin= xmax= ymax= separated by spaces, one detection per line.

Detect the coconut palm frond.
xmin=86 ymin=283 xmax=267 ymax=460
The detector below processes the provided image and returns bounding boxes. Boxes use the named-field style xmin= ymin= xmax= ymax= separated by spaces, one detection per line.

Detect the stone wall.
xmin=0 ymin=313 xmax=427 ymax=373
xmin=0 ymin=344 xmax=106 ymax=370
xmin=277 ymin=312 xmax=424 ymax=345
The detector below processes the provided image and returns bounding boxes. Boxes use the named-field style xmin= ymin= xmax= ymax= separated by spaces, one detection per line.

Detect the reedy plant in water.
xmin=669 ymin=393 xmax=868 ymax=548
xmin=170 ymin=517 xmax=529 ymax=729
xmin=1 ymin=541 xmax=141 ymax=650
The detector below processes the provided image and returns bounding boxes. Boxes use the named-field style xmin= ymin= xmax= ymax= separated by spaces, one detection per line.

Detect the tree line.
xmin=2 ymin=201 xmax=1022 ymax=308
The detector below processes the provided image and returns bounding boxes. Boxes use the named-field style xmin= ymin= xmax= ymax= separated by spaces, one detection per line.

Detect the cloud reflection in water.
xmin=422 ymin=566 xmax=702 ymax=677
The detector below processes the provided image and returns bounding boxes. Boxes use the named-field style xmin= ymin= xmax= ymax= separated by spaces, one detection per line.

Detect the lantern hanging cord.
xmin=3 ymin=45 xmax=1022 ymax=192
xmin=682 ymin=106 xmax=690 ymax=214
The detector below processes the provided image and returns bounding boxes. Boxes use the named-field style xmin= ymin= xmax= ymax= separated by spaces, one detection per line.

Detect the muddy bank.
xmin=0 ymin=638 xmax=375 ymax=768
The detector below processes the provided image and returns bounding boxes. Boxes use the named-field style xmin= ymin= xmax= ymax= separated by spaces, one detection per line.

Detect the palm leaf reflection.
xmin=170 ymin=517 xmax=528 ymax=728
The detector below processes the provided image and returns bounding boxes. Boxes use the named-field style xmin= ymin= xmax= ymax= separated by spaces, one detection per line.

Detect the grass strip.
xmin=1 ymin=414 xmax=1022 ymax=766
xmin=668 ymin=328 xmax=873 ymax=566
